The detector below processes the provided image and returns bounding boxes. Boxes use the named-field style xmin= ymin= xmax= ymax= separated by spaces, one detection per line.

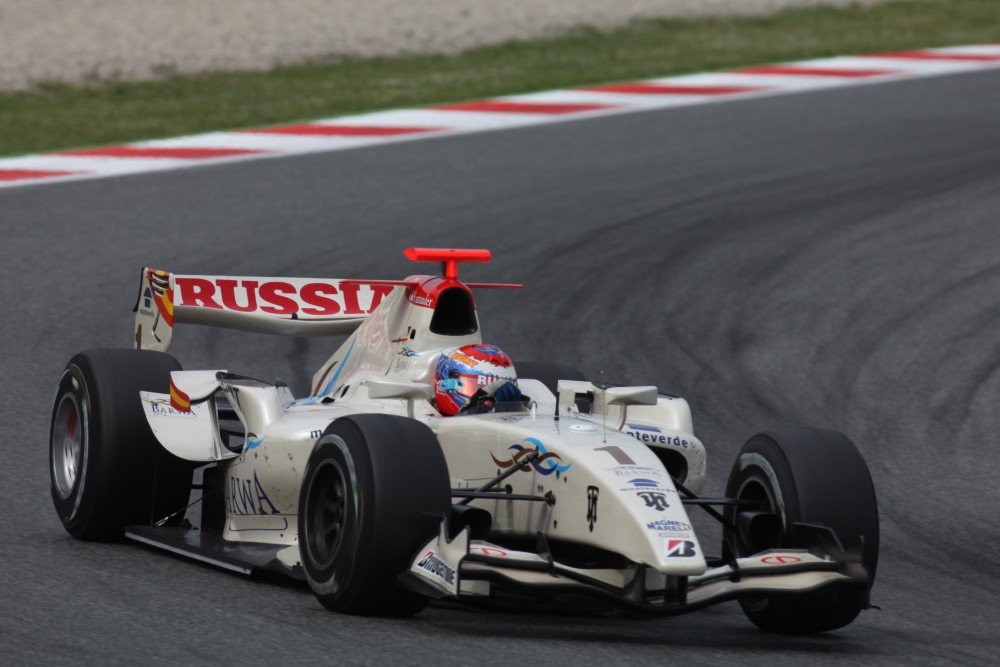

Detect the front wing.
xmin=403 ymin=526 xmax=870 ymax=614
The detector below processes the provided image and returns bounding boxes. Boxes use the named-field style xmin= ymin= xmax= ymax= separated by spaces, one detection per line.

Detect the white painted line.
xmin=311 ymin=110 xmax=514 ymax=130
xmin=0 ymin=154 xmax=196 ymax=174
xmin=497 ymin=89 xmax=712 ymax=108
xmin=651 ymin=72 xmax=843 ymax=90
xmin=137 ymin=132 xmax=363 ymax=152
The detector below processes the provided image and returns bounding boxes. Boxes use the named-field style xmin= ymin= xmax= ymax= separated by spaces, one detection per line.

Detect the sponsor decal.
xmin=611 ymin=466 xmax=664 ymax=478
xmin=175 ymin=277 xmax=394 ymax=318
xmin=666 ymin=539 xmax=697 ymax=558
xmin=761 ymin=555 xmax=802 ymax=565
xmin=620 ymin=479 xmax=676 ymax=494
xmin=628 ymin=424 xmax=662 ymax=433
xmin=594 ymin=445 xmax=635 ymax=465
xmin=149 ymin=401 xmax=197 ymax=418
xmin=391 ymin=326 xmax=414 ymax=343
xmin=657 ymin=531 xmax=693 ymax=538
xmin=476 ymin=373 xmax=507 ymax=386
xmin=587 ymin=486 xmax=599 ymax=532
xmin=245 ymin=433 xmax=266 ymax=450
xmin=647 ymin=519 xmax=692 ymax=532
xmin=355 ymin=309 xmax=391 ymax=357
xmin=625 ymin=424 xmax=690 ymax=448
xmin=417 ymin=551 xmax=456 ymax=585
xmin=637 ymin=491 xmax=670 ymax=511
xmin=168 ymin=376 xmax=191 ymax=413
xmin=309 ymin=429 xmax=322 ymax=439
xmin=408 ymin=292 xmax=434 ymax=307
xmin=399 ymin=346 xmax=419 ymax=357
xmin=624 ymin=478 xmax=660 ymax=488
xmin=491 ymin=437 xmax=572 ymax=476
xmin=449 ymin=351 xmax=479 ymax=367
xmin=227 ymin=470 xmax=280 ymax=516
xmin=469 ymin=546 xmax=508 ymax=558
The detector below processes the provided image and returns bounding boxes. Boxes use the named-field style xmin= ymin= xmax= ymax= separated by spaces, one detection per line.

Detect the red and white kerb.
xmin=2 ymin=44 xmax=999 ymax=188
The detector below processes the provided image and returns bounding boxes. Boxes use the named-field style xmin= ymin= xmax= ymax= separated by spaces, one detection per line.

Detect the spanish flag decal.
xmin=148 ymin=269 xmax=175 ymax=327
xmin=169 ymin=376 xmax=192 ymax=412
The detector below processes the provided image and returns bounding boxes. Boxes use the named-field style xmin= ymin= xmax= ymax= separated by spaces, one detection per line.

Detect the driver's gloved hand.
xmin=492 ymin=381 xmax=523 ymax=403
xmin=466 ymin=381 xmax=524 ymax=414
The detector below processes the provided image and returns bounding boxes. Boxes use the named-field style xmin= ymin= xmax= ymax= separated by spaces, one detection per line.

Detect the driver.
xmin=434 ymin=344 xmax=523 ymax=416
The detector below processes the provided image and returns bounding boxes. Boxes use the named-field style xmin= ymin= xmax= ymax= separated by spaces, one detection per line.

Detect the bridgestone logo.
xmin=417 ymin=551 xmax=455 ymax=585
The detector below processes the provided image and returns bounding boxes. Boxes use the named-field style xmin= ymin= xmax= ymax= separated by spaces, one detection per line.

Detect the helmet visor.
xmin=439 ymin=372 xmax=485 ymax=399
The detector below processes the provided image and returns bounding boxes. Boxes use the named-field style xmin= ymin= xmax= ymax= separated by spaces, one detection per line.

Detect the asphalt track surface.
xmin=3 ymin=67 xmax=1000 ymax=665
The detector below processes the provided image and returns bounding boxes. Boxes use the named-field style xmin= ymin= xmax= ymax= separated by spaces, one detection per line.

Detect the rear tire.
xmin=49 ymin=349 xmax=194 ymax=540
xmin=723 ymin=427 xmax=879 ymax=633
xmin=298 ymin=415 xmax=450 ymax=616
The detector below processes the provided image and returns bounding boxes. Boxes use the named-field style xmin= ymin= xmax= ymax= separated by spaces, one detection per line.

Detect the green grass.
xmin=2 ymin=0 xmax=998 ymax=157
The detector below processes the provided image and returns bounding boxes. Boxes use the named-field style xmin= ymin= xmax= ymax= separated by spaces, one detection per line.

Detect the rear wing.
xmin=133 ymin=268 xmax=397 ymax=352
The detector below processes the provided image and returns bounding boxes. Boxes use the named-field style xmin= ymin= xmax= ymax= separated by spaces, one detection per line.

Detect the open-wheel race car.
xmin=49 ymin=248 xmax=879 ymax=632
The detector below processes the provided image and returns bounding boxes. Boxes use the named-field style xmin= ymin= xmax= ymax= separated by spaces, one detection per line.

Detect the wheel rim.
xmin=305 ymin=460 xmax=348 ymax=569
xmin=52 ymin=393 xmax=84 ymax=499
xmin=733 ymin=476 xmax=782 ymax=556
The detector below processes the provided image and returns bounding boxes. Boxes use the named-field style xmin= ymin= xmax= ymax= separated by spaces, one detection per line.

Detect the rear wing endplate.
xmin=133 ymin=268 xmax=397 ymax=352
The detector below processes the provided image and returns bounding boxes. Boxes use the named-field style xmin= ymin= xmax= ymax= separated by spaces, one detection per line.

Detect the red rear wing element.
xmin=402 ymin=248 xmax=522 ymax=289
xmin=404 ymin=248 xmax=490 ymax=280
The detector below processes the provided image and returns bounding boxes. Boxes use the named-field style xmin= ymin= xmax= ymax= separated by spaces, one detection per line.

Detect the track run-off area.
xmin=2 ymin=47 xmax=1000 ymax=665
xmin=2 ymin=44 xmax=1000 ymax=188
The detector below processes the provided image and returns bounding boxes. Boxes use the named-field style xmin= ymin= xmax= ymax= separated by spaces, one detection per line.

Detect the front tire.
xmin=50 ymin=349 xmax=194 ymax=540
xmin=298 ymin=415 xmax=450 ymax=616
xmin=723 ymin=427 xmax=879 ymax=633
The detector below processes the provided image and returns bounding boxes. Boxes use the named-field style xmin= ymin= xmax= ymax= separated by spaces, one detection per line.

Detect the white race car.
xmin=49 ymin=248 xmax=878 ymax=632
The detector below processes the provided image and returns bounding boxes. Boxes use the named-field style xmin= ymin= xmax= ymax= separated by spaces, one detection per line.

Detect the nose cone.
xmin=593 ymin=468 xmax=707 ymax=575
xmin=443 ymin=415 xmax=709 ymax=576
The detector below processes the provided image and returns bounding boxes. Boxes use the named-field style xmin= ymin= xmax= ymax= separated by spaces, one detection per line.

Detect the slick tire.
xmin=298 ymin=415 xmax=450 ymax=616
xmin=50 ymin=349 xmax=194 ymax=540
xmin=723 ymin=427 xmax=879 ymax=634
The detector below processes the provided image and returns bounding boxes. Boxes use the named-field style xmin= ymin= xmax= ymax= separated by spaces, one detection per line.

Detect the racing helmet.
xmin=434 ymin=344 xmax=518 ymax=416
